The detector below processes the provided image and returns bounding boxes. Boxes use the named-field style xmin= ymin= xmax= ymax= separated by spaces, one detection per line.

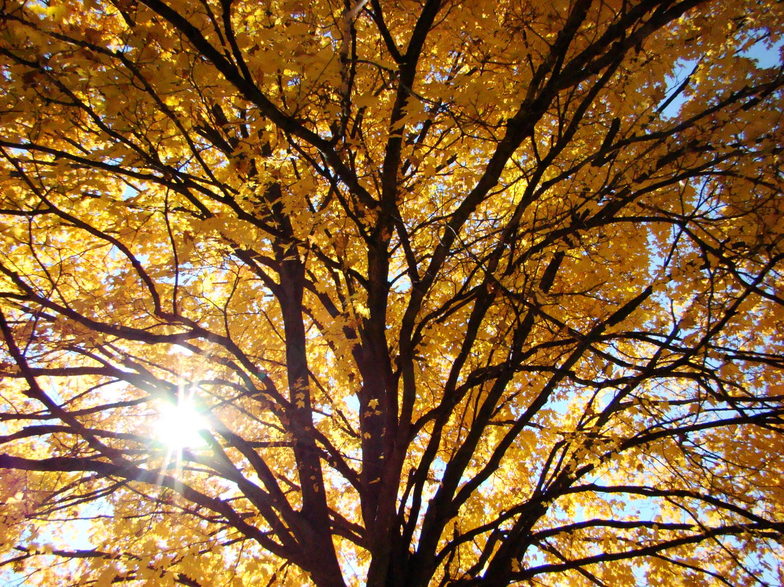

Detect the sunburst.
xmin=153 ymin=386 xmax=209 ymax=478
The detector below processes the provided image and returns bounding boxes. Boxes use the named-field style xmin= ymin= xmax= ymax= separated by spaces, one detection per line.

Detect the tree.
xmin=0 ymin=0 xmax=782 ymax=584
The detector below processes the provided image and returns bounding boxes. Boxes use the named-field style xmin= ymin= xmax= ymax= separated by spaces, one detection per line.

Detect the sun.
xmin=153 ymin=392 xmax=209 ymax=450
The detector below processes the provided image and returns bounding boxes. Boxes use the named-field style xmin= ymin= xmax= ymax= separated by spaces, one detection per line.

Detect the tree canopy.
xmin=0 ymin=0 xmax=783 ymax=584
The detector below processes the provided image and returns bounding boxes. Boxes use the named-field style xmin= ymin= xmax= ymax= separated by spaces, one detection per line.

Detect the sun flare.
xmin=154 ymin=393 xmax=209 ymax=450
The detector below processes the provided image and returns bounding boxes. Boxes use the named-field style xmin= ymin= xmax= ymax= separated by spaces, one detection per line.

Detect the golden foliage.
xmin=0 ymin=0 xmax=782 ymax=585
